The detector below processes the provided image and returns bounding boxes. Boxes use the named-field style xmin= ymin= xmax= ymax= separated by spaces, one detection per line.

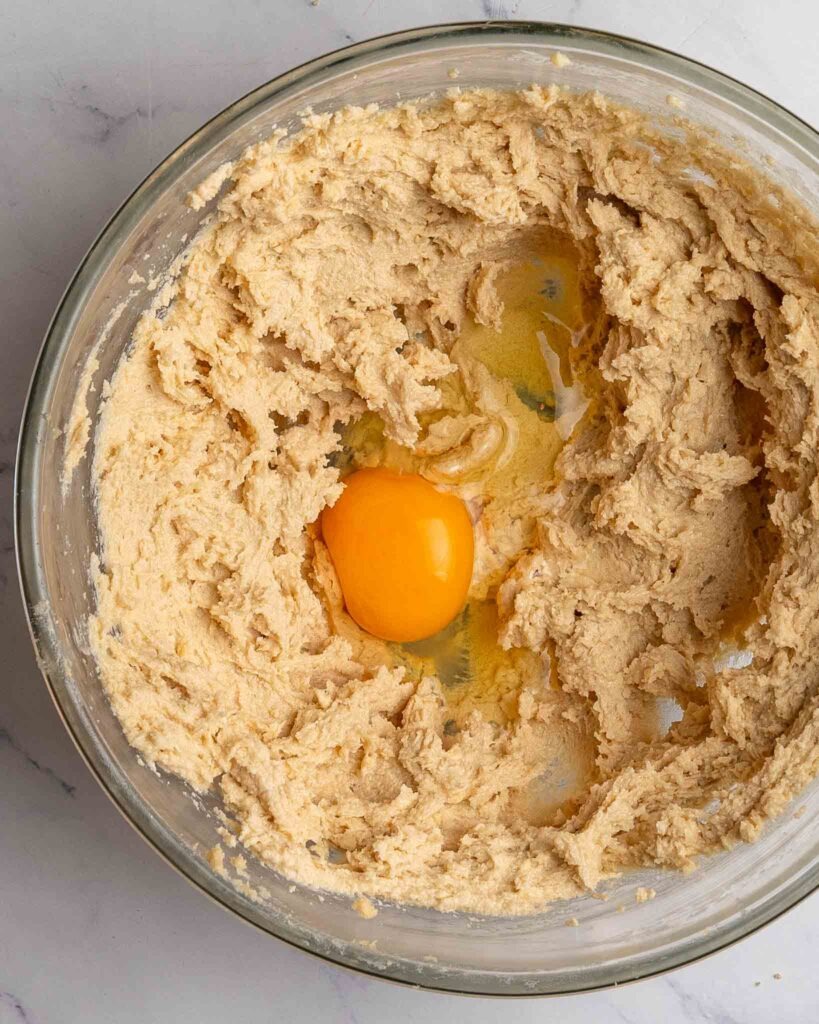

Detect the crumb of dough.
xmin=234 ymin=879 xmax=263 ymax=901
xmin=447 ymin=68 xmax=460 ymax=80
xmin=551 ymin=51 xmax=572 ymax=67
xmin=666 ymin=93 xmax=686 ymax=110
xmin=793 ymin=805 xmax=807 ymax=819
xmin=565 ymin=916 xmax=579 ymax=927
xmin=89 ymin=87 xmax=819 ymax=917
xmin=635 ymin=887 xmax=657 ymax=903
xmin=207 ymin=845 xmax=226 ymax=875
xmin=217 ymin=825 xmax=238 ymax=848
xmin=617 ymin=905 xmax=626 ymax=914
xmin=353 ymin=895 xmax=378 ymax=919
xmin=187 ymin=160 xmax=235 ymax=210
xmin=128 ymin=270 xmax=146 ymax=285
xmin=231 ymin=854 xmax=248 ymax=875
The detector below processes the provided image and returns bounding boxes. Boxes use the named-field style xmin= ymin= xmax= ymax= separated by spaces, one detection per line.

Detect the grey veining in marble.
xmin=1 ymin=1 xmax=817 ymax=1022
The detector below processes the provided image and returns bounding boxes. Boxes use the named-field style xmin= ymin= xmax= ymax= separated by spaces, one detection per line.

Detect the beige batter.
xmin=89 ymin=87 xmax=819 ymax=914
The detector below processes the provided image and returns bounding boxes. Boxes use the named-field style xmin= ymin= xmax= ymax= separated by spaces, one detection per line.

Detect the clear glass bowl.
xmin=15 ymin=22 xmax=819 ymax=996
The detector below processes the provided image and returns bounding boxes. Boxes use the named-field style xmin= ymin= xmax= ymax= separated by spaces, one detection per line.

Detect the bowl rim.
xmin=14 ymin=19 xmax=819 ymax=997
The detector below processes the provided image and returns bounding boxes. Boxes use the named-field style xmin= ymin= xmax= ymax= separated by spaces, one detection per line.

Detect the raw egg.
xmin=321 ymin=467 xmax=474 ymax=643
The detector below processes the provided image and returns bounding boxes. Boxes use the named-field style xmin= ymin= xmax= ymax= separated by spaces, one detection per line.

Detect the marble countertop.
xmin=1 ymin=1 xmax=817 ymax=1021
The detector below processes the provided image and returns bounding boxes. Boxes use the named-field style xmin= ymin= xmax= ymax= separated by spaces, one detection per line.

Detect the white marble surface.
xmin=1 ymin=1 xmax=817 ymax=1021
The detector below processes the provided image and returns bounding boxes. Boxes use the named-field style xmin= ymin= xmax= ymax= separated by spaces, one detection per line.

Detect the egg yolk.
xmin=321 ymin=467 xmax=474 ymax=643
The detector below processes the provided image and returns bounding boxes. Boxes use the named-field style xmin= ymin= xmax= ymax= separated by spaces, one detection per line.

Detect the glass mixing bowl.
xmin=15 ymin=22 xmax=819 ymax=996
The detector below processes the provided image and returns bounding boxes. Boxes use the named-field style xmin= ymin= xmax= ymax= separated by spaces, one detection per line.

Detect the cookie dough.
xmin=89 ymin=87 xmax=819 ymax=914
